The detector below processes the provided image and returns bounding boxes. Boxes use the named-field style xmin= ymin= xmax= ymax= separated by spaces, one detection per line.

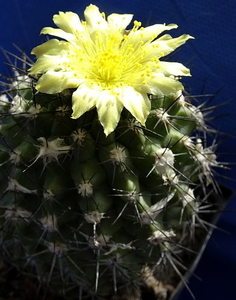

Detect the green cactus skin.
xmin=0 ymin=53 xmax=223 ymax=300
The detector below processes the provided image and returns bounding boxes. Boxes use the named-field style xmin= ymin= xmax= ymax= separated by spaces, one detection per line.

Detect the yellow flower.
xmin=29 ymin=4 xmax=193 ymax=136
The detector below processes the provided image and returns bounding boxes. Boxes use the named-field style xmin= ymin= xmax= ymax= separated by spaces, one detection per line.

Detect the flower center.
xmin=89 ymin=33 xmax=126 ymax=85
xmin=69 ymin=21 xmax=160 ymax=89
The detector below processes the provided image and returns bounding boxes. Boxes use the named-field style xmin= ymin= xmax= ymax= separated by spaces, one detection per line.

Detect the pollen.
xmin=133 ymin=20 xmax=142 ymax=27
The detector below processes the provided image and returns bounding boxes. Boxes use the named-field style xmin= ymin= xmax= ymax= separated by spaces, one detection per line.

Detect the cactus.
xmin=0 ymin=4 xmax=224 ymax=300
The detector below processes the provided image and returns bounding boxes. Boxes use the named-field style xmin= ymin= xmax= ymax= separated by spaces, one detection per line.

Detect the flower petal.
xmin=31 ymin=39 xmax=69 ymax=57
xmin=157 ymin=61 xmax=191 ymax=76
xmin=53 ymin=11 xmax=84 ymax=33
xmin=151 ymin=34 xmax=194 ymax=56
xmin=107 ymin=13 xmax=133 ymax=32
xmin=71 ymin=83 xmax=98 ymax=119
xmin=117 ymin=86 xmax=151 ymax=126
xmin=84 ymin=4 xmax=108 ymax=31
xmin=96 ymin=91 xmax=123 ymax=136
xmin=72 ymin=84 xmax=124 ymax=136
xmin=136 ymin=74 xmax=184 ymax=97
xmin=129 ymin=23 xmax=178 ymax=44
xmin=29 ymin=55 xmax=68 ymax=74
xmin=41 ymin=27 xmax=76 ymax=41
xmin=146 ymin=23 xmax=178 ymax=39
xmin=36 ymin=71 xmax=82 ymax=93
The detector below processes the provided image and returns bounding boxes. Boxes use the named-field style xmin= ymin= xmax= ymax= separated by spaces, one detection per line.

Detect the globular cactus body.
xmin=0 ymin=4 xmax=223 ymax=300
